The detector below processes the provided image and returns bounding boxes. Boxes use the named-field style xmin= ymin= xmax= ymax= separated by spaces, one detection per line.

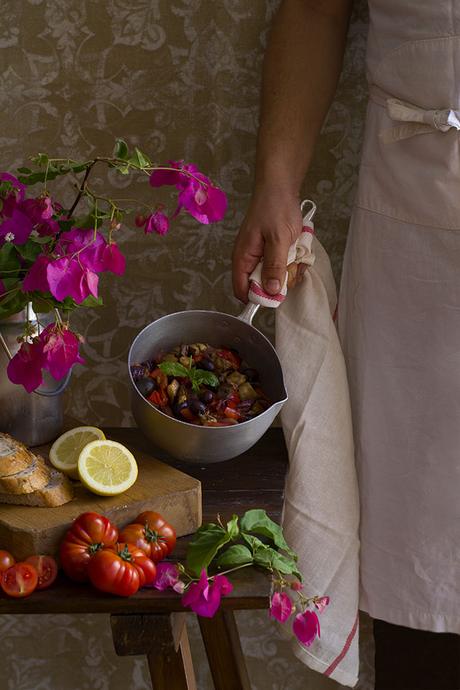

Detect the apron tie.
xmin=369 ymin=85 xmax=460 ymax=143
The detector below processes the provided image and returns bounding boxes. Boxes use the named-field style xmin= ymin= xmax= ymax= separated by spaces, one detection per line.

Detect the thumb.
xmin=261 ymin=235 xmax=290 ymax=295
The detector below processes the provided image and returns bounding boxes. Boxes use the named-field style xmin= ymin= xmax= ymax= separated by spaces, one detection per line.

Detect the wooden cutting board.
xmin=0 ymin=436 xmax=202 ymax=560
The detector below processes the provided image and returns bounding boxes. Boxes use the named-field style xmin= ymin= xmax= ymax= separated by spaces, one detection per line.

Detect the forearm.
xmin=255 ymin=0 xmax=353 ymax=195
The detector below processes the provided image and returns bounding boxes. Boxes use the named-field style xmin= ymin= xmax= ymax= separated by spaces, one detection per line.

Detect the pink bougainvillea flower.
xmin=6 ymin=339 xmax=46 ymax=392
xmin=40 ymin=324 xmax=84 ymax=380
xmin=181 ymin=569 xmax=233 ymax=618
xmin=55 ymin=228 xmax=105 ymax=270
xmin=47 ymin=256 xmax=99 ymax=304
xmin=176 ymin=172 xmax=227 ymax=224
xmin=149 ymin=160 xmax=200 ymax=190
xmin=290 ymin=580 xmax=303 ymax=592
xmin=144 ymin=211 xmax=169 ymax=236
xmin=293 ymin=610 xmax=321 ymax=647
xmin=151 ymin=562 xmax=184 ymax=592
xmin=270 ymin=591 xmax=294 ymax=623
xmin=313 ymin=596 xmax=330 ymax=614
xmin=20 ymin=196 xmax=60 ymax=236
xmin=0 ymin=207 xmax=33 ymax=245
xmin=101 ymin=242 xmax=126 ymax=275
xmin=22 ymin=255 xmax=53 ymax=293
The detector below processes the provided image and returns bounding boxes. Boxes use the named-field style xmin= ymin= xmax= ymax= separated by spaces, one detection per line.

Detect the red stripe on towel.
xmin=324 ymin=612 xmax=359 ymax=677
xmin=249 ymin=282 xmax=285 ymax=302
xmin=302 ymin=224 xmax=315 ymax=234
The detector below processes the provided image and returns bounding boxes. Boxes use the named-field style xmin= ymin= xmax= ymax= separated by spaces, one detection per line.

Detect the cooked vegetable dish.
xmin=131 ymin=343 xmax=270 ymax=426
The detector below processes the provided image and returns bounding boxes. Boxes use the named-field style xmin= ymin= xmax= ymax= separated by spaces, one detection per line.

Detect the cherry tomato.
xmin=132 ymin=511 xmax=176 ymax=561
xmin=87 ymin=543 xmax=157 ymax=596
xmin=60 ymin=512 xmax=119 ymax=582
xmin=1 ymin=563 xmax=38 ymax=598
xmin=0 ymin=550 xmax=15 ymax=573
xmin=24 ymin=555 xmax=58 ymax=590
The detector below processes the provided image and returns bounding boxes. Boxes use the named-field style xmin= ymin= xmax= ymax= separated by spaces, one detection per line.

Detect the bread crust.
xmin=0 ymin=469 xmax=74 ymax=507
xmin=0 ymin=433 xmax=36 ymax=478
xmin=0 ymin=453 xmax=50 ymax=494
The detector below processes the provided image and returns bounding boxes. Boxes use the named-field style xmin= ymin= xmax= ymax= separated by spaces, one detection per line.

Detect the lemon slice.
xmin=49 ymin=426 xmax=106 ymax=479
xmin=77 ymin=440 xmax=138 ymax=496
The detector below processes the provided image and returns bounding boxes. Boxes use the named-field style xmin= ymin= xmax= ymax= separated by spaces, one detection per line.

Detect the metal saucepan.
xmin=128 ymin=200 xmax=316 ymax=463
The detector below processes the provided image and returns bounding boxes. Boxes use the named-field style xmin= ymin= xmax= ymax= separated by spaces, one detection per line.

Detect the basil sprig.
xmin=159 ymin=360 xmax=219 ymax=392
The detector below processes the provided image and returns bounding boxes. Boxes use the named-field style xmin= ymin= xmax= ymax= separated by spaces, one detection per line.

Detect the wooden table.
xmin=0 ymin=427 xmax=288 ymax=690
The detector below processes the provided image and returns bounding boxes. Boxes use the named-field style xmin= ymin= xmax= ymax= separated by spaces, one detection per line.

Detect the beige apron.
xmin=338 ymin=0 xmax=460 ymax=633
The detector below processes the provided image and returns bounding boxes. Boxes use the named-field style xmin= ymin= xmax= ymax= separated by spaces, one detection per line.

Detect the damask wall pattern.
xmin=0 ymin=1 xmax=370 ymax=688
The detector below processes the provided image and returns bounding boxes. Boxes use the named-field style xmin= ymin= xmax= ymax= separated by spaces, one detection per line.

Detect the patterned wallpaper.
xmin=0 ymin=1 xmax=370 ymax=688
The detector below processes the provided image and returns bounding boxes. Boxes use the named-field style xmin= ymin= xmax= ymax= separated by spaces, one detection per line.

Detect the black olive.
xmin=137 ymin=377 xmax=156 ymax=397
xmin=242 ymin=368 xmax=259 ymax=383
xmin=201 ymin=390 xmax=215 ymax=404
xmin=197 ymin=357 xmax=215 ymax=372
xmin=190 ymin=399 xmax=206 ymax=416
xmin=174 ymin=401 xmax=189 ymax=416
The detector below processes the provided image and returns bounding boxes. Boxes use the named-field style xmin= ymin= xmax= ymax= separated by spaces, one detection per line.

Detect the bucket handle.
xmin=0 ymin=330 xmax=72 ymax=398
xmin=237 ymin=199 xmax=317 ymax=326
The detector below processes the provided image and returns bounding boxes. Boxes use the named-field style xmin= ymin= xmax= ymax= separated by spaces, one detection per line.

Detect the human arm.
xmin=232 ymin=0 xmax=353 ymax=301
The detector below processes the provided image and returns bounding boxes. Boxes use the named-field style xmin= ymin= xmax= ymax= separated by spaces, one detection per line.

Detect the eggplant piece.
xmin=167 ymin=378 xmax=180 ymax=404
xmin=162 ymin=353 xmax=178 ymax=363
xmin=131 ymin=364 xmax=148 ymax=382
xmin=197 ymin=357 xmax=215 ymax=371
xmin=190 ymin=398 xmax=206 ymax=416
xmin=136 ymin=377 xmax=156 ymax=397
xmin=179 ymin=355 xmax=193 ymax=368
xmin=238 ymin=382 xmax=259 ymax=401
xmin=241 ymin=367 xmax=259 ymax=383
xmin=226 ymin=370 xmax=247 ymax=387
xmin=201 ymin=389 xmax=215 ymax=404
xmin=213 ymin=355 xmax=233 ymax=373
xmin=177 ymin=385 xmax=188 ymax=405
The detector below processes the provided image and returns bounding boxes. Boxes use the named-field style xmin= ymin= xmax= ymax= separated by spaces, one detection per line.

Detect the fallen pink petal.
xmin=270 ymin=591 xmax=294 ymax=623
xmin=293 ymin=610 xmax=321 ymax=647
xmin=144 ymin=211 xmax=169 ymax=236
xmin=181 ymin=569 xmax=232 ymax=618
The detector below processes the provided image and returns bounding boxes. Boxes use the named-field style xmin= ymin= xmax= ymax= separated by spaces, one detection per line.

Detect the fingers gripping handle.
xmin=247 ymin=199 xmax=317 ymax=308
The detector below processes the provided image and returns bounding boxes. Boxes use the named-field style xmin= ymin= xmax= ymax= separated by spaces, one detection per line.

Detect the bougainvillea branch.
xmin=0 ymin=139 xmax=227 ymax=392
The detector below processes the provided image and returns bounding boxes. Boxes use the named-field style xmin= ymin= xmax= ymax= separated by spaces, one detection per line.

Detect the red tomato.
xmin=149 ymin=368 xmax=168 ymax=389
xmin=25 ymin=555 xmax=58 ymax=590
xmin=224 ymin=406 xmax=240 ymax=420
xmin=87 ymin=543 xmax=157 ymax=596
xmin=132 ymin=511 xmax=176 ymax=561
xmin=218 ymin=349 xmax=241 ymax=369
xmin=204 ymin=419 xmax=238 ymax=427
xmin=1 ymin=563 xmax=38 ymax=598
xmin=148 ymin=390 xmax=168 ymax=407
xmin=0 ymin=550 xmax=15 ymax=573
xmin=59 ymin=512 xmax=118 ymax=582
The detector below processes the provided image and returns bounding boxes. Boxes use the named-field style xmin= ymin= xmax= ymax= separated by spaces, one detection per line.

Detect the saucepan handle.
xmin=237 ymin=199 xmax=317 ymax=325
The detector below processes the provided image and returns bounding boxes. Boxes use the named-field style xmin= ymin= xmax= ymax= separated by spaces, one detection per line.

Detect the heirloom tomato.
xmin=59 ymin=512 xmax=118 ymax=582
xmin=87 ymin=543 xmax=157 ymax=596
xmin=1 ymin=563 xmax=38 ymax=598
xmin=0 ymin=550 xmax=15 ymax=573
xmin=120 ymin=511 xmax=176 ymax=562
xmin=25 ymin=555 xmax=58 ymax=590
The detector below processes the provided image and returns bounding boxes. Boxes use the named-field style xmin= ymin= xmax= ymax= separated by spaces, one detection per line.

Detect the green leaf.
xmin=193 ymin=369 xmax=219 ymax=389
xmin=69 ymin=163 xmax=88 ymax=173
xmin=129 ymin=146 xmax=150 ymax=168
xmin=158 ymin=361 xmax=189 ymax=378
xmin=253 ymin=546 xmax=302 ymax=580
xmin=185 ymin=523 xmax=232 ymax=577
xmin=31 ymin=295 xmax=55 ymax=313
xmin=15 ymin=240 xmax=42 ymax=263
xmin=240 ymin=509 xmax=297 ymax=559
xmin=226 ymin=514 xmax=239 ymax=540
xmin=0 ymin=290 xmax=28 ymax=320
xmin=0 ymin=243 xmax=20 ymax=273
xmin=216 ymin=544 xmax=253 ymax=569
xmin=80 ymin=295 xmax=104 ymax=308
xmin=16 ymin=166 xmax=32 ymax=174
xmin=114 ymin=138 xmax=129 ymax=160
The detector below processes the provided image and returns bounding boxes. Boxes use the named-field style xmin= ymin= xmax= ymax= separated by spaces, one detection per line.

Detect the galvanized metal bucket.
xmin=0 ymin=304 xmax=71 ymax=446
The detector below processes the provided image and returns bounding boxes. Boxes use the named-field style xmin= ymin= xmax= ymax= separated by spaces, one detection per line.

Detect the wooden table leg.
xmin=198 ymin=610 xmax=251 ymax=690
xmin=111 ymin=612 xmax=197 ymax=690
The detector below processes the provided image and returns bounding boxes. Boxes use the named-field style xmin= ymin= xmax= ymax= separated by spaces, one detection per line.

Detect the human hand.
xmin=232 ymin=189 xmax=305 ymax=303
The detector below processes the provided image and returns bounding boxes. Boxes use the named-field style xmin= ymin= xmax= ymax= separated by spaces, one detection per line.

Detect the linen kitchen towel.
xmin=275 ymin=224 xmax=360 ymax=687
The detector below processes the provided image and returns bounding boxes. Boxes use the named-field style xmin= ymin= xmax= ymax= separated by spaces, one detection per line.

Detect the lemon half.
xmin=49 ymin=426 xmax=106 ymax=479
xmin=77 ymin=440 xmax=138 ymax=496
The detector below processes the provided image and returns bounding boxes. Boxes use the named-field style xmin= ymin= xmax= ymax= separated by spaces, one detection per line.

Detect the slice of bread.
xmin=0 ymin=468 xmax=74 ymax=507
xmin=0 ymin=433 xmax=36 ymax=478
xmin=0 ymin=452 xmax=50 ymax=495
